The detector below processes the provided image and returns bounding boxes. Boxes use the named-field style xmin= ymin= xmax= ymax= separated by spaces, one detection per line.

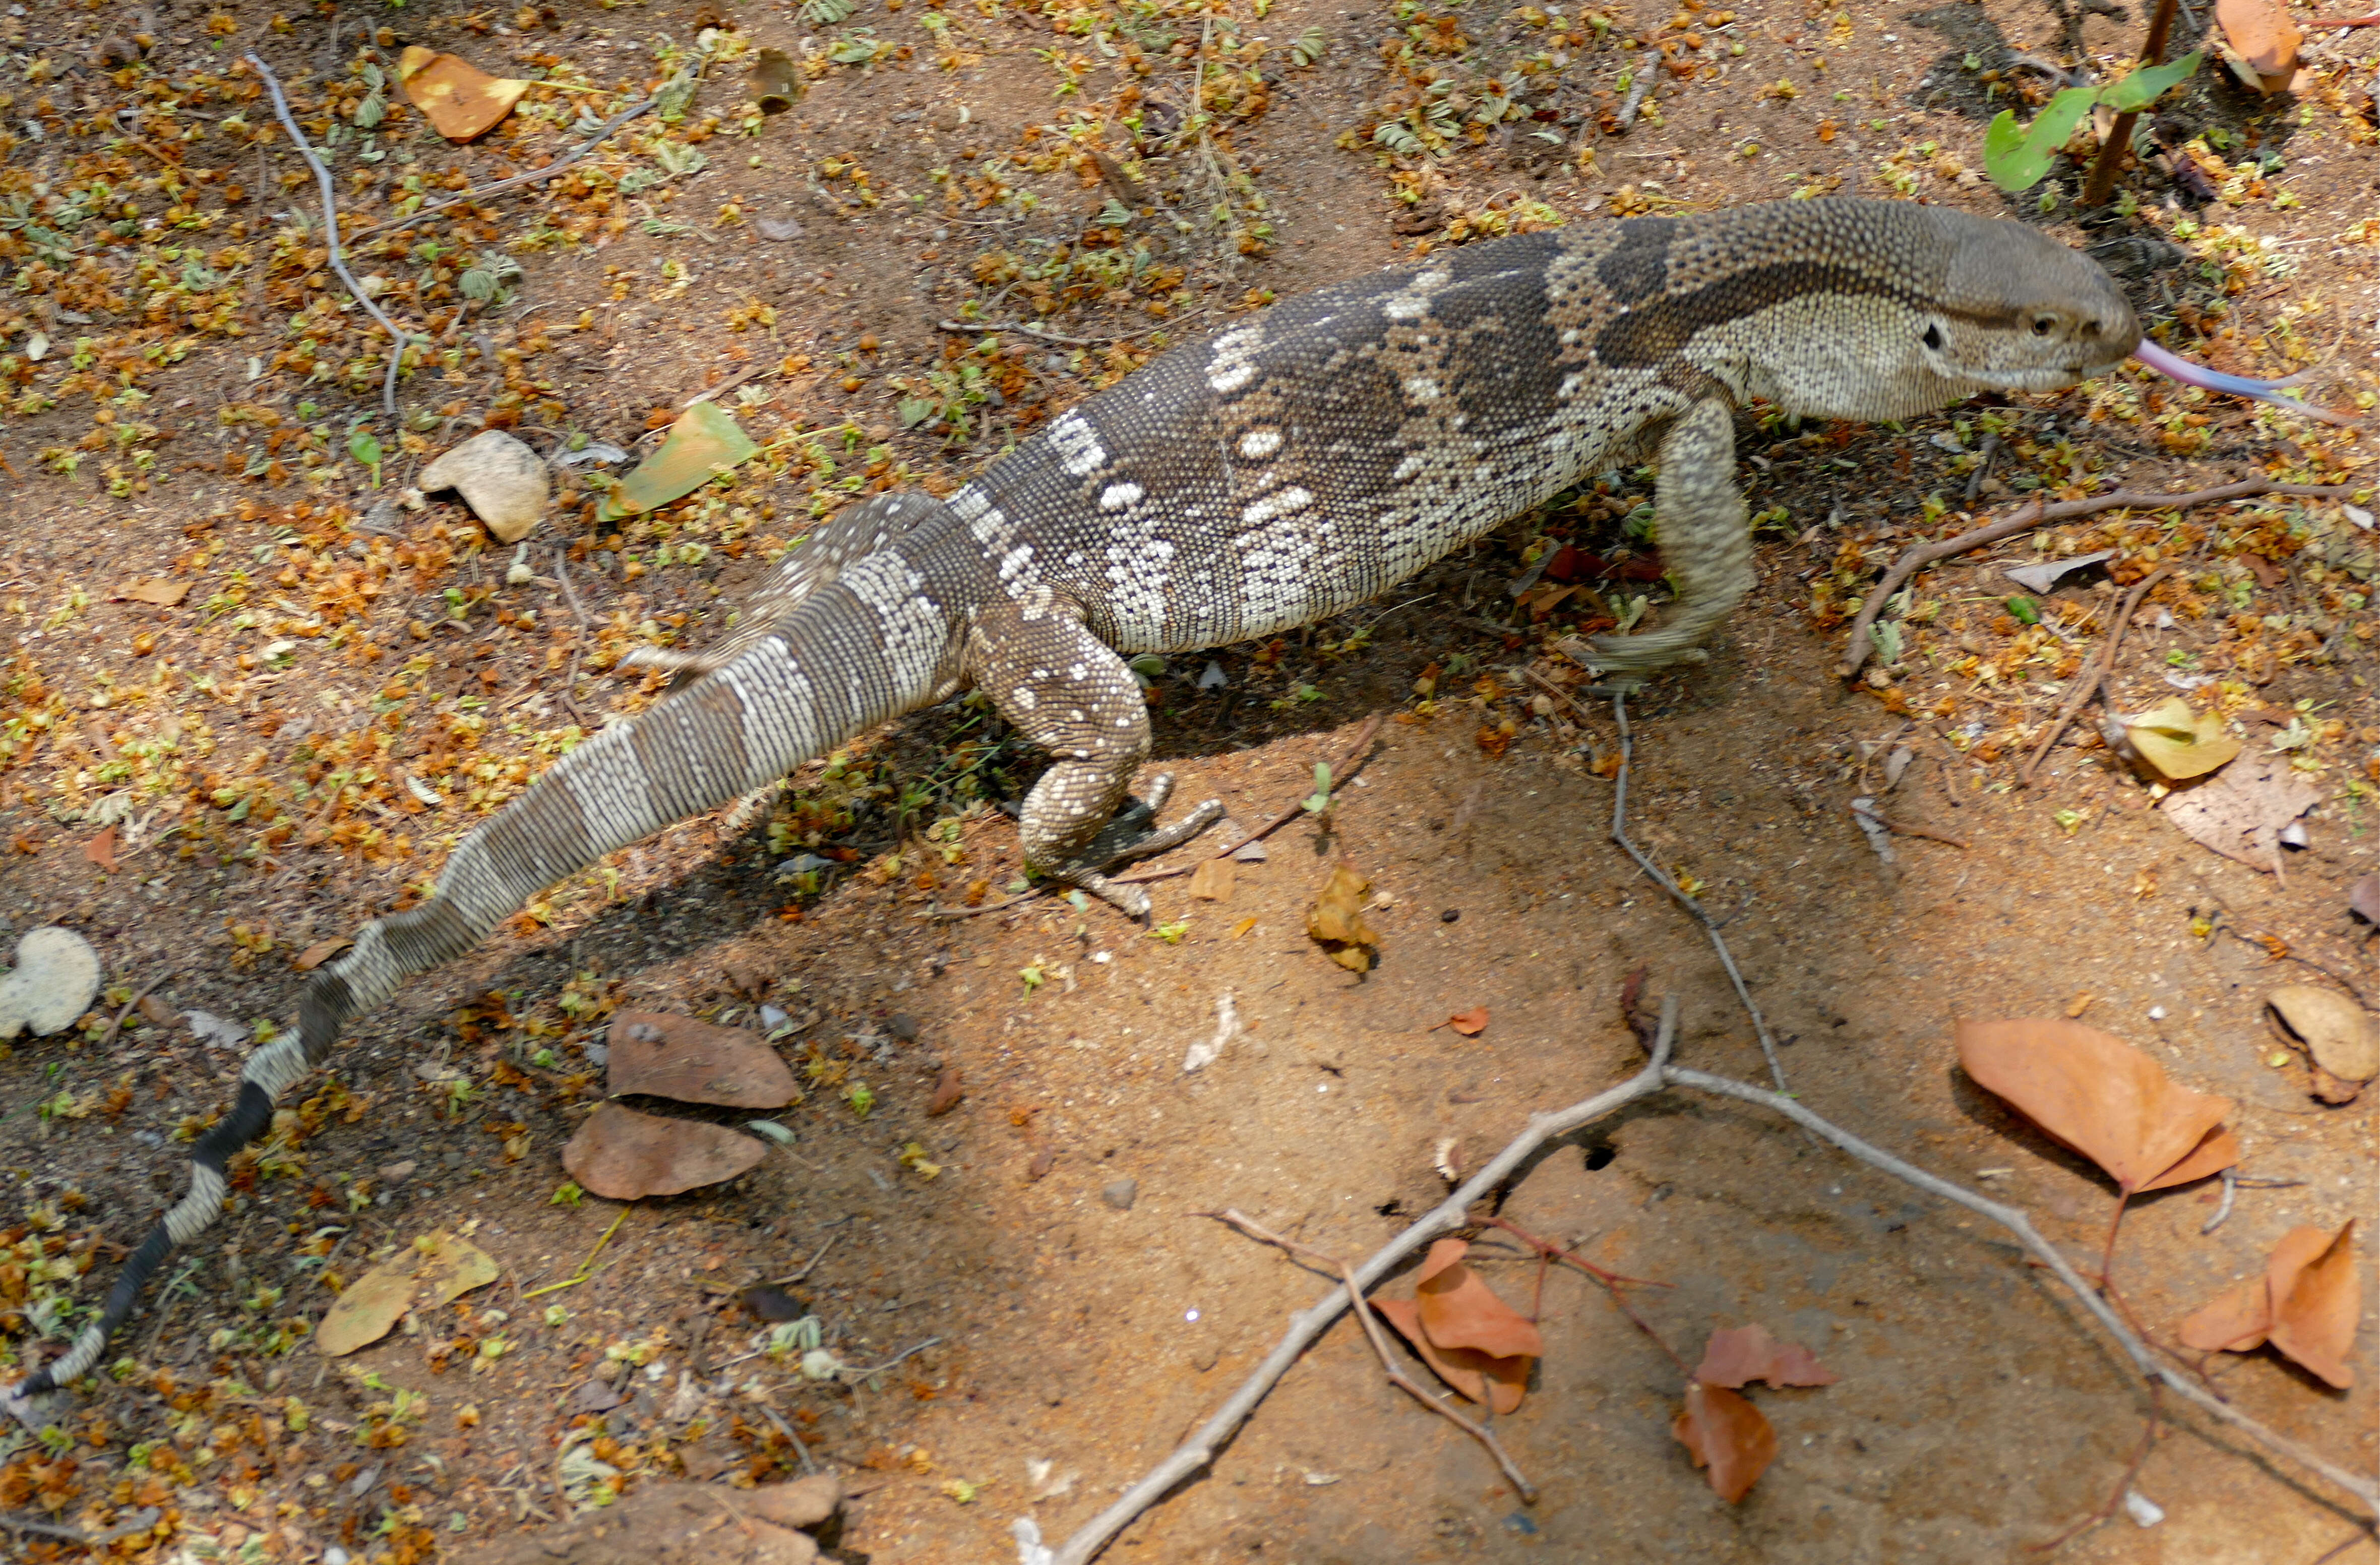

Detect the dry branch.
xmin=246 ymin=55 xmax=412 ymax=422
xmin=1048 ymin=999 xmax=1678 ymax=1565
xmin=1665 ymin=1066 xmax=2380 ymax=1516
xmin=1839 ymin=480 xmax=2365 ymax=679
xmin=1206 ymin=1210 xmax=1538 ymax=1502
xmin=2017 ymin=564 xmax=2170 ymax=786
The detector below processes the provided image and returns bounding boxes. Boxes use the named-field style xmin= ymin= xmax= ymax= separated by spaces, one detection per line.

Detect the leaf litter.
xmin=1306 ymin=863 xmax=1379 ymax=973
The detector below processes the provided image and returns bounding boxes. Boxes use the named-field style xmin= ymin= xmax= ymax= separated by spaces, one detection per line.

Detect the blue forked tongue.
xmin=2131 ymin=339 xmax=2362 ymax=428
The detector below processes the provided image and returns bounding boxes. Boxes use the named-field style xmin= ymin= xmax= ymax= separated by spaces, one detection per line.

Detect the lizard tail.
xmin=20 ymin=550 xmax=963 ymax=1394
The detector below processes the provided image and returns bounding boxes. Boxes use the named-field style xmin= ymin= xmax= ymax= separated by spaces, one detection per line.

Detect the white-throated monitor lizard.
xmin=20 ymin=197 xmax=2164 ymax=1396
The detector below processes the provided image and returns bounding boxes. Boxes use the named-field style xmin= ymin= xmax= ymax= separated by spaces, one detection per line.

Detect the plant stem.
xmin=2081 ymin=0 xmax=2180 ymax=207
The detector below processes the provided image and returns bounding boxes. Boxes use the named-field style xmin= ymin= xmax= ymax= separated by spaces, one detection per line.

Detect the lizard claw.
xmin=1045 ymin=773 xmax=1226 ymax=918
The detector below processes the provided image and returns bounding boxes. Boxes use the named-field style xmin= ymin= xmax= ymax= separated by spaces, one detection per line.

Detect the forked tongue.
xmin=2131 ymin=339 xmax=2361 ymax=427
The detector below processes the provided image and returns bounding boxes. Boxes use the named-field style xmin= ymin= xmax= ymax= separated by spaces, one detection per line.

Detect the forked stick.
xmin=1047 ymin=999 xmax=1679 ymax=1565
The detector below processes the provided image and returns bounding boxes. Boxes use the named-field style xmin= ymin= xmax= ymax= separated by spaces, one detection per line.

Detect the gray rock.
xmin=0 ymin=927 xmax=101 ymax=1040
xmin=1102 ymin=1178 xmax=1138 ymax=1211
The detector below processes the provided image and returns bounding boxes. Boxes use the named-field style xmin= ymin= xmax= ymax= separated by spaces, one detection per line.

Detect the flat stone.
xmin=1102 ymin=1178 xmax=1138 ymax=1211
xmin=0 ymin=927 xmax=101 ymax=1040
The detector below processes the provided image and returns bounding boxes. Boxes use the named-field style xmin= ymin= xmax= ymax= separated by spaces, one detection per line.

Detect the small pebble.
xmin=1441 ymin=909 xmax=1460 ymax=923
xmin=379 ymin=1160 xmax=416 ymax=1185
xmin=442 ymin=1150 xmax=464 ymax=1169
xmin=1101 ymin=1178 xmax=1138 ymax=1211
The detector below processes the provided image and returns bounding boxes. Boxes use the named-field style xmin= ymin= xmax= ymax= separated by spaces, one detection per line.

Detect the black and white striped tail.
xmin=16 ymin=549 xmax=962 ymax=1395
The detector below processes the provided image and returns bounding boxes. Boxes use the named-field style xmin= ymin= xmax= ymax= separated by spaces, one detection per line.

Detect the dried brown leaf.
xmin=83 ymin=827 xmax=118 ymax=874
xmin=317 ymin=1231 xmax=499 ymax=1356
xmin=1306 ymin=862 xmax=1377 ymax=973
xmin=2159 ymin=755 xmax=2320 ymax=872
xmin=1955 ymin=1017 xmax=2236 ymax=1192
xmin=1693 ymin=1323 xmax=1841 ymax=1389
xmin=607 ymin=1010 xmax=801 ymax=1108
xmin=925 ymin=1065 xmax=966 ymax=1117
xmin=1372 ymin=1296 xmax=1532 ymax=1414
xmin=117 ymin=577 xmax=190 ymax=606
xmin=562 ymin=1103 xmax=768 ymax=1199
xmin=2270 ymin=1219 xmax=2358 ymax=1389
xmin=1671 ymin=1382 xmax=1778 ymax=1502
xmin=1187 ymin=857 xmax=1235 ymax=901
xmin=294 ymin=937 xmax=351 ymax=972
xmin=1446 ymin=1006 xmax=1489 ymax=1037
xmin=1414 ymin=1238 xmax=1544 ymax=1359
xmin=397 ymin=46 xmax=529 ymax=142
xmin=2214 ymin=0 xmax=2303 ymax=89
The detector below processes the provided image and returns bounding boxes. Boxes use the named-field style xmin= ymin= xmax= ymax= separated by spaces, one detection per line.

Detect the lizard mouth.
xmin=1947 ymin=362 xmax=2121 ymax=393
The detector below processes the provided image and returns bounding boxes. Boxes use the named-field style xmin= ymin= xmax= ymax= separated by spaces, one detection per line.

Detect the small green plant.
xmin=1302 ymin=762 xmax=1333 ymax=815
xmin=1984 ymin=52 xmax=2201 ymax=194
xmin=347 ymin=426 xmax=384 ymax=487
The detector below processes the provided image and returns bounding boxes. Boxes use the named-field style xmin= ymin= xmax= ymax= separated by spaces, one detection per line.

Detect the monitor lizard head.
xmin=1912 ymin=207 xmax=2142 ymax=394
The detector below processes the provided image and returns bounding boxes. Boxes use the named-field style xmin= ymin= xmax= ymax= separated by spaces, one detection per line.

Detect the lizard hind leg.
xmin=969 ymin=599 xmax=1222 ymax=918
xmin=1587 ymin=393 xmax=1755 ymax=678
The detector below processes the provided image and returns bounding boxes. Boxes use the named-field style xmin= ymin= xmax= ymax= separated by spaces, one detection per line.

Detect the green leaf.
xmin=347 ymin=429 xmax=383 ymax=469
xmin=2100 ymin=50 xmax=2201 ymax=113
xmin=2005 ymin=595 xmax=2040 ymax=625
xmin=897 ymin=396 xmax=938 ymax=429
xmin=1983 ymin=87 xmax=2098 ymax=193
xmin=602 ymin=401 xmax=759 ymax=520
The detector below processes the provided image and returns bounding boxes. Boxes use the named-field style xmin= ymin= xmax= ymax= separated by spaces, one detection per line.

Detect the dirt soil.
xmin=0 ymin=0 xmax=2375 ymax=1562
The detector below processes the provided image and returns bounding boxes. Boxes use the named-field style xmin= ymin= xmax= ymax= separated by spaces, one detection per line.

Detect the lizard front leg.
xmin=1588 ymin=393 xmax=1755 ymax=676
xmin=969 ymin=595 xmax=1223 ymax=917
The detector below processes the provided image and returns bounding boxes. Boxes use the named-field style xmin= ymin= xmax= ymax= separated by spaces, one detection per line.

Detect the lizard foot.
xmin=1046 ymin=773 xmax=1226 ymax=918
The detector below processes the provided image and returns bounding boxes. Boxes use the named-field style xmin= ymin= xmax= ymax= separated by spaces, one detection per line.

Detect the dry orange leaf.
xmin=1672 ymin=1381 xmax=1778 ymax=1502
xmin=1372 ymin=1296 xmax=1532 ymax=1415
xmin=1187 ymin=857 xmax=1235 ymax=902
xmin=1414 ymin=1238 xmax=1544 ymax=1360
xmin=2270 ymin=1219 xmax=2358 ymax=1388
xmin=118 ymin=576 xmax=190 ymax=606
xmin=1446 ymin=1006 xmax=1489 ymax=1037
xmin=1955 ymin=1017 xmax=2237 ymax=1193
xmin=1306 ymin=862 xmax=1378 ymax=973
xmin=1693 ymin=1323 xmax=1841 ymax=1390
xmin=294 ymin=937 xmax=352 ymax=972
xmin=2214 ymin=0 xmax=2302 ymax=91
xmin=2182 ymin=1220 xmax=2358 ymax=1387
xmin=83 ymin=826 xmax=118 ymax=873
xmin=397 ymin=46 xmax=528 ymax=141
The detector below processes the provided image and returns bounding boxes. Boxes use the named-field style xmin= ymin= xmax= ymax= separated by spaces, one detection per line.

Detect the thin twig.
xmin=771 ymin=1233 xmax=839 ymax=1286
xmin=759 ymin=1404 xmax=822 ymax=1476
xmin=98 ymin=970 xmax=174 ymax=1052
xmin=1048 ymin=999 xmax=1678 ymax=1565
xmin=1839 ymin=480 xmax=2364 ymax=678
xmin=552 ymin=550 xmax=593 ymax=721
xmin=1206 ymin=1210 xmax=1538 ymax=1503
xmin=935 ymin=312 xmax=1207 ymax=348
xmin=2018 ymin=565 xmax=2170 ymax=786
xmin=345 ymin=94 xmax=660 ymax=244
xmin=0 ymin=1513 xmax=94 ymax=1543
xmin=2028 ymin=1383 xmax=2162 ymax=1551
xmin=1665 ymin=1066 xmax=2380 ymax=1516
xmin=1849 ymin=804 xmax=1972 ymax=850
xmin=931 ymin=710 xmax=1384 ymax=920
xmin=246 ymin=55 xmax=411 ymax=422
xmin=1611 ymin=693 xmax=1789 ymax=1093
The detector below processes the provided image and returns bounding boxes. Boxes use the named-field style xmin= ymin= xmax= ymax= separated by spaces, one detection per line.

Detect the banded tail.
xmin=20 ymin=496 xmax=967 ymax=1396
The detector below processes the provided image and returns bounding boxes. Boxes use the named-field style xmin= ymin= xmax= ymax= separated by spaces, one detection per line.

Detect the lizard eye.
xmin=1922 ymin=324 xmax=1944 ymax=351
xmin=2032 ymin=315 xmax=2058 ymax=336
